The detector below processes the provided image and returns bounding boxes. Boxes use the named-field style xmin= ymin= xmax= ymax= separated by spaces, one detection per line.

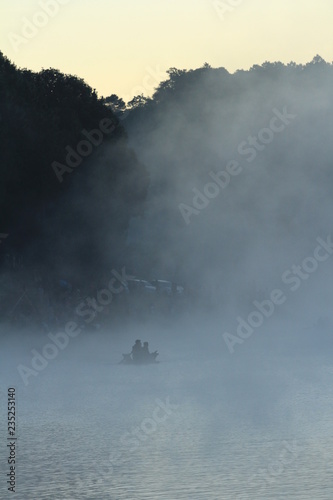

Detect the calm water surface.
xmin=1 ymin=329 xmax=333 ymax=499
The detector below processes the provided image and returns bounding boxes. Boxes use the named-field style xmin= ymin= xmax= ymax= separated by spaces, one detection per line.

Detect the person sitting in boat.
xmin=142 ymin=341 xmax=150 ymax=356
xmin=143 ymin=341 xmax=158 ymax=360
xmin=131 ymin=339 xmax=142 ymax=361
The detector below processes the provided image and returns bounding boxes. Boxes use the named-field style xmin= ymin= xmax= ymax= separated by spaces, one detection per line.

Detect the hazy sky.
xmin=1 ymin=0 xmax=332 ymax=101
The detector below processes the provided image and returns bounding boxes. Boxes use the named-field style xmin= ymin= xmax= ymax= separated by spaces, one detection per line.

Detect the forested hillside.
xmin=2 ymin=53 xmax=333 ymax=313
xmin=117 ymin=57 xmax=333 ymax=304
xmin=0 ymin=52 xmax=149 ymax=280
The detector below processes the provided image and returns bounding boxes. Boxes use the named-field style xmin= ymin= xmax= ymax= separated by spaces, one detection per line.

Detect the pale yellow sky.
xmin=1 ymin=0 xmax=332 ymax=102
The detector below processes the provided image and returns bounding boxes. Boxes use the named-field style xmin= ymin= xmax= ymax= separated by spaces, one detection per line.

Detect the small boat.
xmin=120 ymin=351 xmax=159 ymax=365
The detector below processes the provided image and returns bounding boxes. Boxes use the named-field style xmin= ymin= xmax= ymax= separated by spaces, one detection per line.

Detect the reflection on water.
xmin=10 ymin=423 xmax=333 ymax=499
xmin=1 ymin=341 xmax=333 ymax=499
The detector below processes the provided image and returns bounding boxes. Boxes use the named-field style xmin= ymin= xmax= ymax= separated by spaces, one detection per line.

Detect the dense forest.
xmin=113 ymin=57 xmax=333 ymax=302
xmin=1 ymin=53 xmax=333 ymax=323
xmin=0 ymin=51 xmax=149 ymax=283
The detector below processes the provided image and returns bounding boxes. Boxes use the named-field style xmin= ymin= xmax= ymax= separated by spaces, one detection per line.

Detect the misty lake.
xmin=3 ymin=3 xmax=333 ymax=499
xmin=1 ymin=316 xmax=333 ymax=499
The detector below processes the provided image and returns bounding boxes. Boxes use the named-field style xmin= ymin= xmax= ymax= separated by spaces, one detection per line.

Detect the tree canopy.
xmin=0 ymin=52 xmax=149 ymax=279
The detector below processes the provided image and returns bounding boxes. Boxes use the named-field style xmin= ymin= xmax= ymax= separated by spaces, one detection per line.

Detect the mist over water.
xmin=2 ymin=59 xmax=333 ymax=499
xmin=1 ymin=308 xmax=333 ymax=498
xmin=125 ymin=61 xmax=333 ymax=315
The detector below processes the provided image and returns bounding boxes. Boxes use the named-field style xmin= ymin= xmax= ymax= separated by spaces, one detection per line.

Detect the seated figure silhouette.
xmin=120 ymin=339 xmax=158 ymax=364
xmin=131 ymin=339 xmax=142 ymax=362
xmin=142 ymin=341 xmax=150 ymax=358
xmin=143 ymin=341 xmax=158 ymax=361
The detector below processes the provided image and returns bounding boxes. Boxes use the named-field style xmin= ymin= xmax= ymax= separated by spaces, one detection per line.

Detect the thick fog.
xmin=2 ymin=59 xmax=333 ymax=498
xmin=124 ymin=60 xmax=333 ymax=345
xmin=2 ymin=309 xmax=333 ymax=498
